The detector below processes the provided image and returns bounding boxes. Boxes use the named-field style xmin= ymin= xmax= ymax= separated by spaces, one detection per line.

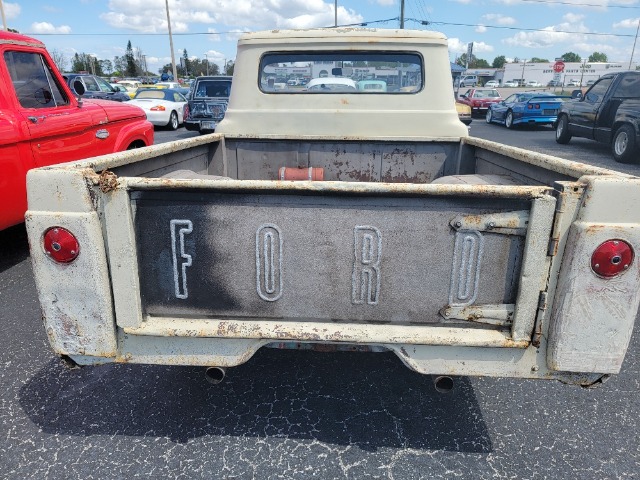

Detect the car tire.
xmin=486 ymin=109 xmax=493 ymax=124
xmin=612 ymin=124 xmax=639 ymax=164
xmin=167 ymin=111 xmax=179 ymax=130
xmin=505 ymin=110 xmax=514 ymax=129
xmin=555 ymin=115 xmax=572 ymax=144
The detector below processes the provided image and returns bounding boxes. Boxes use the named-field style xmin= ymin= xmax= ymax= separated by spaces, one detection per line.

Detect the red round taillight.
xmin=591 ymin=239 xmax=634 ymax=278
xmin=43 ymin=227 xmax=80 ymax=263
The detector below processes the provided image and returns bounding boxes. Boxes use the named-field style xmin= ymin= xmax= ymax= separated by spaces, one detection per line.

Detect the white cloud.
xmin=476 ymin=25 xmax=487 ymax=33
xmin=448 ymin=38 xmax=494 ymax=55
xmin=376 ymin=0 xmax=395 ymax=6
xmin=101 ymin=0 xmax=363 ymax=33
xmin=482 ymin=14 xmax=516 ymax=26
xmin=613 ymin=17 xmax=640 ymax=29
xmin=3 ymin=2 xmax=20 ymax=19
xmin=502 ymin=13 xmax=589 ymax=49
xmin=30 ymin=22 xmax=72 ymax=34
xmin=494 ymin=0 xmax=634 ymax=7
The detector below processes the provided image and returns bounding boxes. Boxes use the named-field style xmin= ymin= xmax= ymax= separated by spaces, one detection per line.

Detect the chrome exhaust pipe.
xmin=205 ymin=367 xmax=226 ymax=385
xmin=433 ymin=376 xmax=454 ymax=393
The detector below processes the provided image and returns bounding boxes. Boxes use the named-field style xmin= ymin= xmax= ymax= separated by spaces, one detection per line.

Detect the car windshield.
xmin=259 ymin=51 xmax=423 ymax=93
xmin=473 ymin=90 xmax=500 ymax=98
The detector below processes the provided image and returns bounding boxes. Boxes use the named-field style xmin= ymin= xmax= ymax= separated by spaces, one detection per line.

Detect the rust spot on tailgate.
xmin=98 ymin=170 xmax=118 ymax=193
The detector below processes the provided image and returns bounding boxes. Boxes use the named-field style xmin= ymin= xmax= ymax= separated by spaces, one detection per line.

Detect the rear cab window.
xmin=258 ymin=51 xmax=423 ymax=94
xmin=4 ymin=50 xmax=69 ymax=109
xmin=612 ymin=74 xmax=640 ymax=99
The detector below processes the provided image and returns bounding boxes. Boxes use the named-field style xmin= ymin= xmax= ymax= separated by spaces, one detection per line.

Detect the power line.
xmin=408 ymin=18 xmax=638 ymax=38
xmin=517 ymin=0 xmax=640 ymax=9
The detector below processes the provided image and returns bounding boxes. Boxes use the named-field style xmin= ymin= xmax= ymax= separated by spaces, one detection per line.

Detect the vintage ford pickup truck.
xmin=26 ymin=29 xmax=640 ymax=389
xmin=0 ymin=31 xmax=154 ymax=231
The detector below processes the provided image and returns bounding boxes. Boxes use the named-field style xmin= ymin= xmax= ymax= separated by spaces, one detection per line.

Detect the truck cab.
xmin=0 ymin=31 xmax=154 ymax=231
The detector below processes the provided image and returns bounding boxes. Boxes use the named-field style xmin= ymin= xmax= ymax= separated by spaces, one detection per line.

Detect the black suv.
xmin=63 ymin=73 xmax=130 ymax=102
xmin=184 ymin=76 xmax=232 ymax=134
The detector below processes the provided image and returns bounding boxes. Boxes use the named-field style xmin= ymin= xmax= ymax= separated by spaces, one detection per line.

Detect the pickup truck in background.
xmin=555 ymin=71 xmax=640 ymax=164
xmin=26 ymin=28 xmax=640 ymax=391
xmin=183 ymin=76 xmax=232 ymax=134
xmin=0 ymin=30 xmax=154 ymax=231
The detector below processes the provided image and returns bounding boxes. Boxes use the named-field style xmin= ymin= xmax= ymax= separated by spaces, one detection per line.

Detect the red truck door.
xmin=3 ymin=49 xmax=103 ymax=167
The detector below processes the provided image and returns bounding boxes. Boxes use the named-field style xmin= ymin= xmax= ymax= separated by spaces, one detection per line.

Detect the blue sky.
xmin=3 ymin=0 xmax=640 ymax=74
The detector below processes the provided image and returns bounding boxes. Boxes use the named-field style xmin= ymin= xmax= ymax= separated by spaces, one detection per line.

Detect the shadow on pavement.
xmin=20 ymin=349 xmax=492 ymax=453
xmin=0 ymin=223 xmax=29 ymax=273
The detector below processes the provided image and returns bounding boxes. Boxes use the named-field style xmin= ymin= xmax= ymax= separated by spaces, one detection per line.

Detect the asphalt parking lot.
xmin=1 ymin=124 xmax=639 ymax=479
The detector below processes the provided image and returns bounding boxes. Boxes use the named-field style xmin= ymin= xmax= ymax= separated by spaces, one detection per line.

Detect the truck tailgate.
xmin=106 ymin=180 xmax=556 ymax=347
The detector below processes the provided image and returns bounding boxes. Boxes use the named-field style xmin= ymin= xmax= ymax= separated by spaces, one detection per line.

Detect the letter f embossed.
xmin=171 ymin=219 xmax=193 ymax=299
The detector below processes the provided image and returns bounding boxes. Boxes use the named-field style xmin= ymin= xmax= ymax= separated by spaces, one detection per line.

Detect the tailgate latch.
xmin=450 ymin=210 xmax=530 ymax=236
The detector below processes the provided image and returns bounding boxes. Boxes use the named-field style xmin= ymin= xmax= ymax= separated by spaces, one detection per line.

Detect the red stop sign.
xmin=553 ymin=61 xmax=565 ymax=73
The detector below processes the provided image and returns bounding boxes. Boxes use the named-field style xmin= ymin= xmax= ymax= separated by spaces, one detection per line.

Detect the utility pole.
xmin=521 ymin=59 xmax=526 ymax=84
xmin=334 ymin=0 xmax=337 ymax=27
xmin=165 ymin=0 xmax=178 ymax=82
xmin=204 ymin=53 xmax=209 ymax=76
xmin=400 ymin=0 xmax=405 ymax=29
xmin=630 ymin=18 xmax=640 ymax=70
xmin=0 ymin=0 xmax=7 ymax=30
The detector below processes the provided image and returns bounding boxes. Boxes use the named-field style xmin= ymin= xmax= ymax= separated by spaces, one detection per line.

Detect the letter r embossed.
xmin=352 ymin=226 xmax=381 ymax=305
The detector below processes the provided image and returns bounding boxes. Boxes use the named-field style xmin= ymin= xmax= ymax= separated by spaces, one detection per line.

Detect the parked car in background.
xmin=485 ymin=80 xmax=499 ymax=88
xmin=503 ymin=80 xmax=519 ymax=87
xmin=457 ymin=88 xmax=502 ymax=116
xmin=487 ymin=92 xmax=568 ymax=129
xmin=64 ymin=73 xmax=130 ymax=102
xmin=567 ymin=79 xmax=582 ymax=87
xmin=547 ymin=80 xmax=562 ymax=87
xmin=356 ymin=80 xmax=387 ymax=92
xmin=128 ymin=88 xmax=188 ymax=130
xmin=305 ymin=77 xmax=357 ymax=91
xmin=0 ymin=30 xmax=153 ymax=231
xmin=184 ymin=76 xmax=233 ymax=134
xmin=455 ymin=100 xmax=472 ymax=125
xmin=526 ymin=80 xmax=542 ymax=87
xmin=555 ymin=71 xmax=640 ymax=163
xmin=110 ymin=83 xmax=129 ymax=93
xmin=155 ymin=81 xmax=181 ymax=89
xmin=458 ymin=74 xmax=479 ymax=87
xmin=117 ymin=80 xmax=141 ymax=98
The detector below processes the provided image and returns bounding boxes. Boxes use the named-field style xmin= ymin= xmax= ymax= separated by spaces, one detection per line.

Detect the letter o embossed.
xmin=256 ymin=224 xmax=283 ymax=301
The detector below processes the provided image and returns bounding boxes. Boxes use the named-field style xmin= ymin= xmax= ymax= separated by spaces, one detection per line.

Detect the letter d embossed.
xmin=352 ymin=226 xmax=382 ymax=305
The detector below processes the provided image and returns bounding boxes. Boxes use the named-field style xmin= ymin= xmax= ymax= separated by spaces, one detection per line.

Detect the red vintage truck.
xmin=0 ymin=31 xmax=154 ymax=231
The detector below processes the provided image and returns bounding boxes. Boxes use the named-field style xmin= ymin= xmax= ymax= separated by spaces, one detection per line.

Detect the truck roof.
xmin=0 ymin=30 xmax=45 ymax=48
xmin=238 ymin=28 xmax=448 ymax=44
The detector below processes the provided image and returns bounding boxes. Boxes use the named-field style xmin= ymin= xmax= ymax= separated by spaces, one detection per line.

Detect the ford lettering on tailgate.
xmin=133 ymin=191 xmax=527 ymax=324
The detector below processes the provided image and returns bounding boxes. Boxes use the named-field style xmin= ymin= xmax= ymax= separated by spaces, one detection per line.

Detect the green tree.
xmin=181 ymin=49 xmax=190 ymax=76
xmin=588 ymin=52 xmax=608 ymax=62
xmin=113 ymin=55 xmax=126 ymax=76
xmin=561 ymin=52 xmax=581 ymax=63
xmin=125 ymin=40 xmax=137 ymax=77
xmin=492 ymin=55 xmax=506 ymax=68
xmin=99 ymin=59 xmax=113 ymax=75
xmin=530 ymin=57 xmax=549 ymax=63
xmin=455 ymin=54 xmax=489 ymax=69
xmin=224 ymin=60 xmax=234 ymax=76
xmin=50 ymin=49 xmax=68 ymax=72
